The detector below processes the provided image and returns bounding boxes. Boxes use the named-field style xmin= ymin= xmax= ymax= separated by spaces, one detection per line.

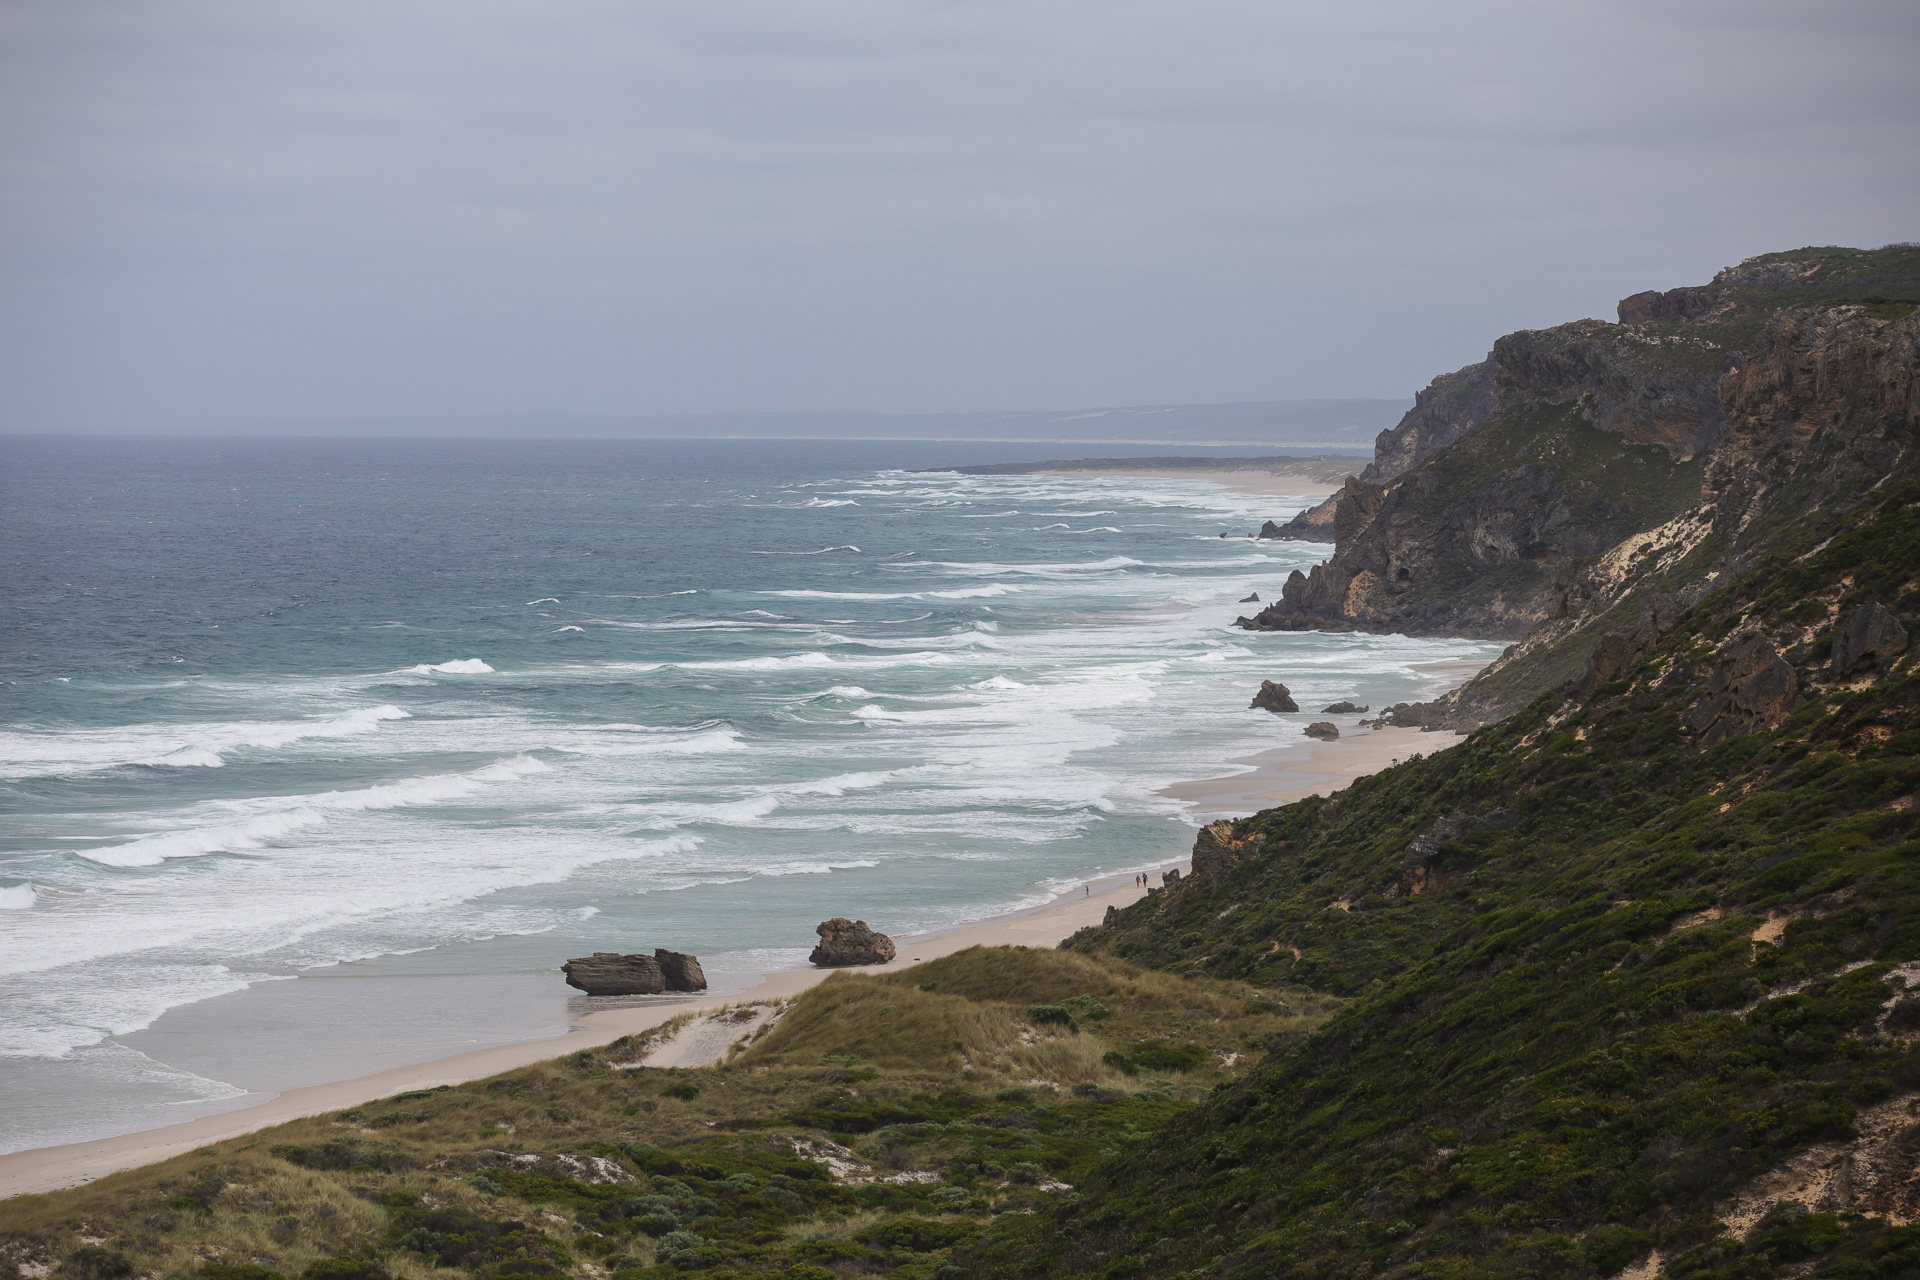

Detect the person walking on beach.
xmin=1083 ymin=884 xmax=1090 ymax=897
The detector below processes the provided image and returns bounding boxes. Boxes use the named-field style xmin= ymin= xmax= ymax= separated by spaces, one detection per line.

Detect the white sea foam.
xmin=747 ymin=545 xmax=861 ymax=555
xmin=76 ymin=756 xmax=551 ymax=867
xmin=0 ymin=885 xmax=37 ymax=911
xmin=784 ymin=771 xmax=893 ymax=796
xmin=756 ymin=859 xmax=880 ymax=877
xmin=4 ymin=453 xmax=1505 ymax=1157
xmin=0 ymin=705 xmax=411 ymax=778
xmin=407 ymin=658 xmax=494 ymax=674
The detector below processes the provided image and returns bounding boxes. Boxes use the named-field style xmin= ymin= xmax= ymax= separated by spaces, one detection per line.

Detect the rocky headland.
xmin=1239 ymin=244 xmax=1920 ymax=728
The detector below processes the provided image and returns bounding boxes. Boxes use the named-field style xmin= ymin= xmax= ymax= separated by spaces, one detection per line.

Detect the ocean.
xmin=0 ymin=436 xmax=1501 ymax=1155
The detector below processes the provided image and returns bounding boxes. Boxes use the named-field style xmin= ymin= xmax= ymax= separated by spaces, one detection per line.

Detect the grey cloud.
xmin=0 ymin=0 xmax=1915 ymax=430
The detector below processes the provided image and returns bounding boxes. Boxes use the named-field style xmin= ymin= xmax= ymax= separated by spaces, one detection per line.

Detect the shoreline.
xmin=0 ymin=708 xmax=1464 ymax=1201
xmin=0 ymin=875 xmax=1165 ymax=1200
xmin=3 ymin=666 xmax=1488 ymax=1200
xmin=2 ymin=460 xmax=1481 ymax=1200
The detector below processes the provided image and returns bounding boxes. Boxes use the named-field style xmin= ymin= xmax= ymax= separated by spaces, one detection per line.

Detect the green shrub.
xmin=61 ymin=1250 xmax=131 ymax=1280
xmin=300 ymin=1262 xmax=388 ymax=1280
xmin=1027 ymin=1004 xmax=1079 ymax=1031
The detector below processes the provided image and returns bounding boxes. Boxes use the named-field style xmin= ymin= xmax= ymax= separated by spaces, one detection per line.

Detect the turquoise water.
xmin=0 ymin=437 xmax=1499 ymax=1153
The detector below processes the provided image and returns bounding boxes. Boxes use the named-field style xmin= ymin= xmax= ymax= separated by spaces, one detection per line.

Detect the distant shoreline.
xmin=928 ymin=454 xmax=1360 ymax=497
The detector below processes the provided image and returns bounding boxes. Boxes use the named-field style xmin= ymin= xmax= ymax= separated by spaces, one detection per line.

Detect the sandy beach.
xmin=0 ymin=875 xmax=1162 ymax=1200
xmin=0 ymin=697 xmax=1480 ymax=1201
xmin=1164 ymin=723 xmax=1462 ymax=816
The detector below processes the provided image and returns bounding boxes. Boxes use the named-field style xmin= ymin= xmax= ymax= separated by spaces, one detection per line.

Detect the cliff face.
xmin=1240 ymin=244 xmax=1920 ymax=718
xmin=1013 ymin=479 xmax=1920 ymax=1280
xmin=1261 ymin=361 xmax=1499 ymax=540
xmin=1409 ymin=298 xmax=1920 ymax=727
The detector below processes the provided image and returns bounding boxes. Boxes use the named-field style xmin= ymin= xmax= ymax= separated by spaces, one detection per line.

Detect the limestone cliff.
xmin=1241 ymin=244 xmax=1920 ymax=723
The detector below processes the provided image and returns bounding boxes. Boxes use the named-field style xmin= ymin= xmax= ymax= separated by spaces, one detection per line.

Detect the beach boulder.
xmin=1320 ymin=700 xmax=1369 ymax=713
xmin=1239 ymin=593 xmax=1260 ymax=603
xmin=563 ymin=952 xmax=666 ymax=995
xmin=1304 ymin=721 xmax=1340 ymax=740
xmin=1250 ymin=680 xmax=1299 ymax=713
xmin=655 ymin=948 xmax=707 ymax=992
xmin=809 ymin=918 xmax=896 ymax=967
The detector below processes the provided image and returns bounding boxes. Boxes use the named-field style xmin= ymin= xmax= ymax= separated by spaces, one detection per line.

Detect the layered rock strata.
xmin=562 ymin=948 xmax=708 ymax=995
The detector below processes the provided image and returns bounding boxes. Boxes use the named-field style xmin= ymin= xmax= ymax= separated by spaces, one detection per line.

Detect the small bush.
xmin=198 ymin=1267 xmax=283 ymax=1280
xmin=1027 ymin=1004 xmax=1079 ymax=1031
xmin=61 ymin=1250 xmax=131 ymax=1280
xmin=651 ymin=1231 xmax=713 ymax=1270
xmin=301 ymin=1261 xmax=388 ymax=1280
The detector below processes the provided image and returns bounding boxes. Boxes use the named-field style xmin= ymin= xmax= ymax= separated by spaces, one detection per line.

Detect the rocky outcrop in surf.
xmin=809 ymin=918 xmax=896 ymax=967
xmin=1248 ymin=681 xmax=1298 ymax=713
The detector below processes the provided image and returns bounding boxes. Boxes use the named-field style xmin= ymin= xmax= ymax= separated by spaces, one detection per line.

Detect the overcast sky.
xmin=1 ymin=0 xmax=1915 ymax=432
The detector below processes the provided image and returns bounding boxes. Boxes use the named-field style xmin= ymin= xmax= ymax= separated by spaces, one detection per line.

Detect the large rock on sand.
xmin=809 ymin=918 xmax=896 ymax=967
xmin=654 ymin=949 xmax=708 ymax=992
xmin=563 ymin=952 xmax=664 ymax=995
xmin=562 ymin=949 xmax=708 ymax=995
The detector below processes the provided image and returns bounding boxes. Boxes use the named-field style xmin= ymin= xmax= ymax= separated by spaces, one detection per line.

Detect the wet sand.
xmin=0 ymin=875 xmax=1166 ymax=1200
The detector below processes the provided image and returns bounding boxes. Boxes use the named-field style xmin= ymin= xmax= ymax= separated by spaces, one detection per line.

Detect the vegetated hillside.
xmin=954 ymin=486 xmax=1919 ymax=1280
xmin=0 ymin=949 xmax=1334 ymax=1280
xmin=1243 ymin=244 xmax=1920 ymax=715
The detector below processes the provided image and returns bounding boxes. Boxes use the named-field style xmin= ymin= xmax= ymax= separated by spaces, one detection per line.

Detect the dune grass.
xmin=0 ymin=947 xmax=1336 ymax=1280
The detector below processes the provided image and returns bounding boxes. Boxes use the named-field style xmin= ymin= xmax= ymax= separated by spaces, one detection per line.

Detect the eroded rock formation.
xmin=1833 ymin=602 xmax=1910 ymax=674
xmin=562 ymin=948 xmax=709 ymax=994
xmin=654 ymin=949 xmax=707 ymax=992
xmin=1399 ymin=810 xmax=1516 ymax=895
xmin=1190 ymin=820 xmax=1265 ymax=887
xmin=1249 ymin=681 xmax=1298 ymax=713
xmin=563 ymin=952 xmax=665 ymax=995
xmin=1303 ymin=722 xmax=1339 ymax=740
xmin=809 ymin=918 xmax=896 ymax=966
